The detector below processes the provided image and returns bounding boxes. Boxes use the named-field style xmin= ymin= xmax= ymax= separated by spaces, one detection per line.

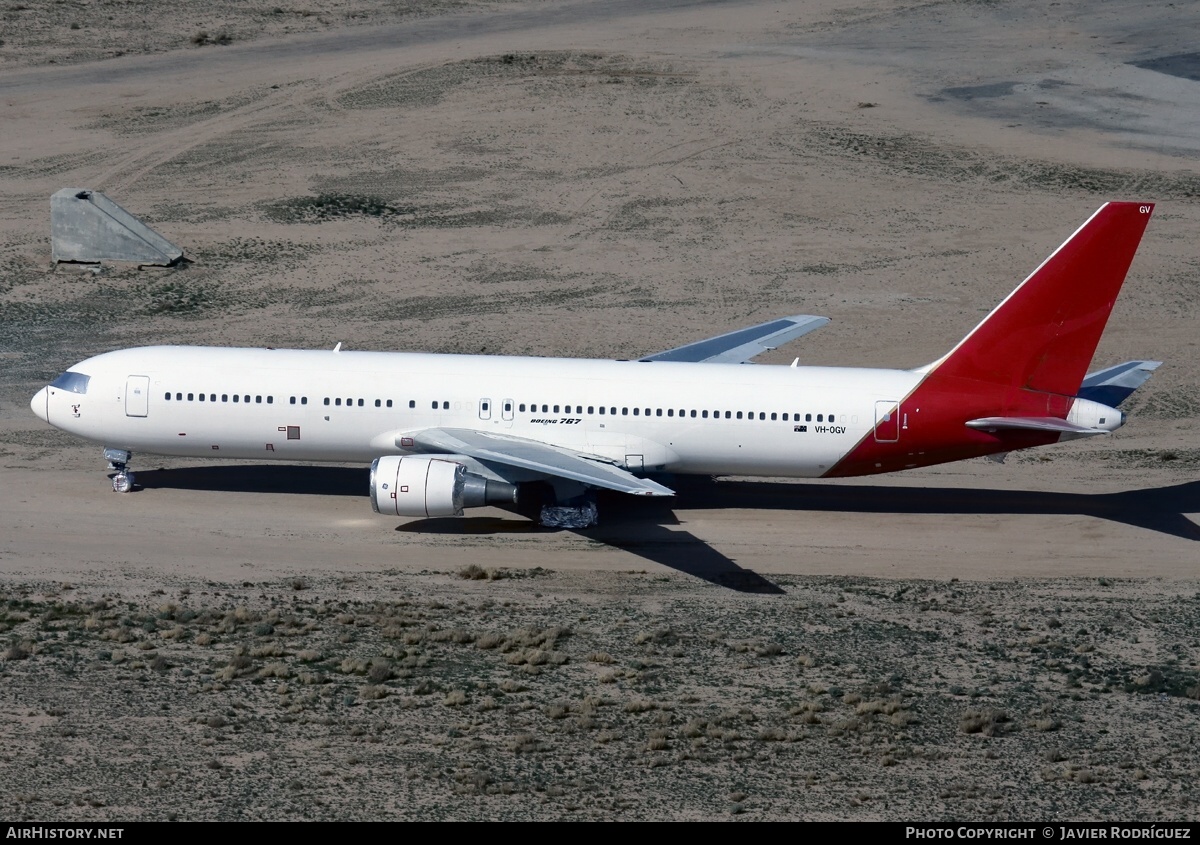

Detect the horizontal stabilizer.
xmin=405 ymin=428 xmax=676 ymax=497
xmin=966 ymin=417 xmax=1108 ymax=436
xmin=1078 ymin=360 xmax=1161 ymax=407
xmin=642 ymin=315 xmax=829 ymax=364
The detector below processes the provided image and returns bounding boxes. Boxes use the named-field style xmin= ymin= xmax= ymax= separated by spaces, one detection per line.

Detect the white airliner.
xmin=30 ymin=202 xmax=1160 ymax=528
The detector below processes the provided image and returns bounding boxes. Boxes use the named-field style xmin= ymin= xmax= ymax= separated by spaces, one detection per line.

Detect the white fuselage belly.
xmin=42 ymin=346 xmax=922 ymax=478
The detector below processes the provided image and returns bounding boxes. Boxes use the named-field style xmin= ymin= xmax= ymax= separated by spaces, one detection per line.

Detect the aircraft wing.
xmin=640 ymin=315 xmax=829 ymax=364
xmin=1077 ymin=360 xmax=1161 ymax=407
xmin=966 ymin=417 xmax=1107 ymax=436
xmin=404 ymin=428 xmax=676 ymax=497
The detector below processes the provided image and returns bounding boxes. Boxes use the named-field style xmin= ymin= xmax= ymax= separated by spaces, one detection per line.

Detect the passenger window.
xmin=386 ymin=400 xmax=392 ymax=408
xmin=256 ymin=396 xmax=262 ymax=404
xmin=656 ymin=409 xmax=662 ymax=417
xmin=199 ymin=394 xmax=206 ymax=402
xmin=233 ymin=395 xmax=240 ymax=403
xmin=599 ymin=407 xmax=606 ymax=415
xmin=541 ymin=404 xmax=547 ymax=413
xmin=176 ymin=393 xmax=182 ymax=401
xmin=725 ymin=411 xmax=731 ymax=419
xmin=736 ymin=411 xmax=743 ymax=419
xmin=408 ymin=400 xmax=415 ymax=409
xmin=633 ymin=408 xmax=639 ymax=416
xmin=290 ymin=397 xmax=296 ymax=405
xmin=610 ymin=407 xmax=616 ymax=415
xmin=782 ymin=413 xmax=788 ymax=421
xmin=622 ymin=408 xmax=628 ymax=416
xmin=432 ymin=401 xmax=438 ymax=409
xmin=324 ymin=398 xmax=330 ymax=406
xmin=244 ymin=395 xmax=250 ymax=403
xmin=267 ymin=396 xmax=273 ymax=404
xmin=817 ymin=414 xmax=823 ymax=422
xmin=668 ymin=409 xmax=674 ymax=417
xmin=357 ymin=399 xmax=363 ymax=407
xmin=443 ymin=401 xmax=449 ymax=410
xmin=690 ymin=410 xmax=697 ymax=418
xmin=644 ymin=408 xmax=650 ymax=416
xmin=336 ymin=398 xmax=342 ymax=406
xmin=187 ymin=393 xmax=194 ymax=401
xmin=575 ymin=406 xmax=582 ymax=414
xmin=553 ymin=405 xmax=560 ymax=413
xmin=588 ymin=406 xmax=594 ymax=414
xmin=759 ymin=413 xmax=765 ymax=420
xmin=302 ymin=397 xmax=308 ymax=405
xmin=375 ymin=399 xmax=381 ymax=407
xmin=519 ymin=404 xmax=526 ymax=412
xmin=164 ymin=392 xmax=171 ymax=400
xmin=829 ymin=414 xmax=835 ymax=422
xmin=771 ymin=413 xmax=777 ymax=420
xmin=702 ymin=410 xmax=708 ymax=418
xmin=806 ymin=413 xmax=812 ymax=422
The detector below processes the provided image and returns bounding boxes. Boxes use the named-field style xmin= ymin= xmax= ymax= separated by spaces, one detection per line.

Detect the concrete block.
xmin=51 ymin=188 xmax=183 ymax=266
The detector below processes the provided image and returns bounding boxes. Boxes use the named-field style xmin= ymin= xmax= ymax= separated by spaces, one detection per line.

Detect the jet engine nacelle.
xmin=1066 ymin=398 xmax=1124 ymax=432
xmin=369 ymin=455 xmax=518 ymax=518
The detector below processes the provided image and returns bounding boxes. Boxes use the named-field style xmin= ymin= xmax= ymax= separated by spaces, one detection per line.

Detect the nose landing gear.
xmin=103 ymin=447 xmax=134 ymax=493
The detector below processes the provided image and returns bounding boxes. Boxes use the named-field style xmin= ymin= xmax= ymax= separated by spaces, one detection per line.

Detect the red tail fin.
xmin=826 ymin=203 xmax=1155 ymax=478
xmin=930 ymin=202 xmax=1154 ymax=396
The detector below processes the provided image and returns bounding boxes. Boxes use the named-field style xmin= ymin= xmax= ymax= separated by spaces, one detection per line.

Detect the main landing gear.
xmin=104 ymin=447 xmax=134 ymax=493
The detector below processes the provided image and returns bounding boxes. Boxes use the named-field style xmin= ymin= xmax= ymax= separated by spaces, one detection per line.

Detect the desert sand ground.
xmin=1 ymin=0 xmax=1198 ymax=821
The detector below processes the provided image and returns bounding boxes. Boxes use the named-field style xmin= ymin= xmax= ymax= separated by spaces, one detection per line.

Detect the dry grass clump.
xmin=458 ymin=565 xmax=509 ymax=581
xmin=475 ymin=631 xmax=504 ymax=650
xmin=645 ymin=729 xmax=670 ymax=751
xmin=443 ymin=689 xmax=467 ymax=707
xmin=191 ymin=30 xmax=232 ymax=46
xmin=586 ymin=651 xmax=615 ymax=664
xmin=296 ymin=649 xmax=321 ymax=662
xmin=340 ymin=657 xmax=369 ymax=675
xmin=428 ymin=627 xmax=472 ymax=644
xmin=755 ymin=727 xmax=790 ymax=742
xmin=960 ymin=708 xmax=1011 ymax=737
xmin=360 ymin=684 xmax=389 ymax=701
xmin=509 ymin=733 xmax=542 ymax=753
xmin=258 ymin=662 xmax=289 ymax=679
xmin=624 ymin=698 xmax=656 ymax=714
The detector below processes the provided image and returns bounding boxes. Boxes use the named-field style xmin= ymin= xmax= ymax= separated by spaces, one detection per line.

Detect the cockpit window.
xmin=49 ymin=371 xmax=90 ymax=394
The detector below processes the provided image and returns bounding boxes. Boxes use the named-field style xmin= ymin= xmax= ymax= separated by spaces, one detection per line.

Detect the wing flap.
xmin=641 ymin=315 xmax=829 ymax=364
xmin=404 ymin=428 xmax=675 ymax=497
xmin=966 ymin=416 xmax=1107 ymax=436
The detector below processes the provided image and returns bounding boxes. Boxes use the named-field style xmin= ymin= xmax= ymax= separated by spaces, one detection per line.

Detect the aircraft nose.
xmin=30 ymin=387 xmax=48 ymax=423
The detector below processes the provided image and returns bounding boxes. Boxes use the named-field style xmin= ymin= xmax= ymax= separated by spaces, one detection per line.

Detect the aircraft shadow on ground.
xmin=134 ymin=466 xmax=1200 ymax=592
xmin=661 ymin=477 xmax=1200 ymax=543
xmin=134 ymin=465 xmax=369 ymax=496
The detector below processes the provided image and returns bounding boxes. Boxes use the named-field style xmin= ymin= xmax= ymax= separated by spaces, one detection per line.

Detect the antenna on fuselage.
xmin=333 ymin=342 xmax=342 ymax=353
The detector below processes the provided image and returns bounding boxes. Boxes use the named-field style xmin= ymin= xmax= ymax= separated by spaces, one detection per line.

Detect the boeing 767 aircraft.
xmin=30 ymin=202 xmax=1160 ymax=528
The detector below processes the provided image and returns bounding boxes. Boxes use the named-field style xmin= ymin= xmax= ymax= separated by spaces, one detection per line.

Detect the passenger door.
xmin=125 ymin=375 xmax=150 ymax=417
